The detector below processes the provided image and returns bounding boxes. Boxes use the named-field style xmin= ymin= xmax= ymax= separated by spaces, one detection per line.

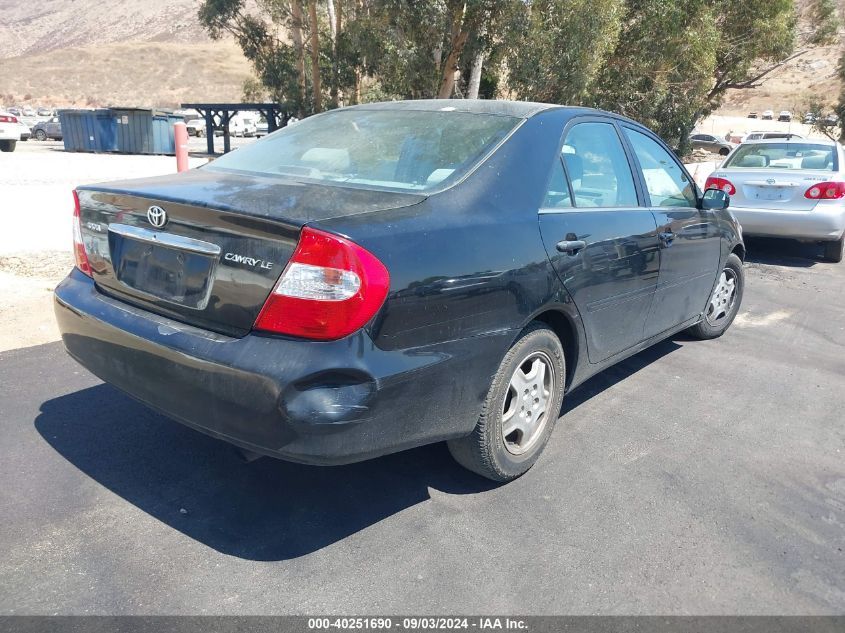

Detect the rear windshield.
xmin=206 ymin=108 xmax=521 ymax=192
xmin=725 ymin=143 xmax=837 ymax=171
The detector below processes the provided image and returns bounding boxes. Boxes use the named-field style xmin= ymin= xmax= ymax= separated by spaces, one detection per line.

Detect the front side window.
xmin=206 ymin=108 xmax=520 ymax=193
xmin=624 ymin=128 xmax=697 ymax=208
xmin=562 ymin=122 xmax=638 ymax=208
xmin=724 ymin=143 xmax=836 ymax=171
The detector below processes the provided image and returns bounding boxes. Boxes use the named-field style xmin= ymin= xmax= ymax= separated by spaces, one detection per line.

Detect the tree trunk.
xmin=327 ymin=0 xmax=339 ymax=108
xmin=437 ymin=3 xmax=469 ymax=99
xmin=467 ymin=50 xmax=484 ymax=99
xmin=307 ymin=0 xmax=322 ymax=113
xmin=290 ymin=0 xmax=307 ymax=117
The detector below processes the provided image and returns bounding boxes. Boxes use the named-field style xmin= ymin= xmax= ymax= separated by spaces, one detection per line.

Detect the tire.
xmin=687 ymin=253 xmax=744 ymax=340
xmin=0 ymin=140 xmax=16 ymax=152
xmin=34 ymin=129 xmax=47 ymax=141
xmin=719 ymin=147 xmax=730 ymax=156
xmin=824 ymin=236 xmax=844 ymax=263
xmin=448 ymin=323 xmax=566 ymax=482
xmin=196 ymin=129 xmax=205 ymax=138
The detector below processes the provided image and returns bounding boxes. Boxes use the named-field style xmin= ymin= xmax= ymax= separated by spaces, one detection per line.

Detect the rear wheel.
xmin=448 ymin=323 xmax=565 ymax=482
xmin=0 ymin=140 xmax=16 ymax=152
xmin=687 ymin=253 xmax=744 ymax=340
xmin=34 ymin=129 xmax=47 ymax=141
xmin=824 ymin=236 xmax=844 ymax=263
xmin=719 ymin=147 xmax=730 ymax=156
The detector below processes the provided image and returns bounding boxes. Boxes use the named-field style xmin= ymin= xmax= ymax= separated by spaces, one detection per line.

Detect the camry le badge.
xmin=147 ymin=205 xmax=167 ymax=228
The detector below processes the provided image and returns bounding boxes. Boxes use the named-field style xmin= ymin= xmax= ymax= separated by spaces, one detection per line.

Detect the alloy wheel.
xmin=501 ymin=351 xmax=555 ymax=455
xmin=706 ymin=268 xmax=738 ymax=325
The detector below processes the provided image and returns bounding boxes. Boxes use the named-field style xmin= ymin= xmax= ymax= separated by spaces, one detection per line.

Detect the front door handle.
xmin=556 ymin=239 xmax=586 ymax=254
xmin=658 ymin=231 xmax=675 ymax=247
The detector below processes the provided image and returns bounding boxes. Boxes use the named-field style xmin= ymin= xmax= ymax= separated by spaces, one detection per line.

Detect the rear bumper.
xmin=731 ymin=204 xmax=845 ymax=241
xmin=55 ymin=269 xmax=509 ymax=465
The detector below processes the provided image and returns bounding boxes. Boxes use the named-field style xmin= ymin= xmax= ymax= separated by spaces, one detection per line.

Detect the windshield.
xmin=206 ymin=108 xmax=521 ymax=192
xmin=725 ymin=143 xmax=837 ymax=171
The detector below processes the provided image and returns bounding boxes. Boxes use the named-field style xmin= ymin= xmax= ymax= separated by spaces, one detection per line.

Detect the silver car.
xmin=707 ymin=138 xmax=845 ymax=262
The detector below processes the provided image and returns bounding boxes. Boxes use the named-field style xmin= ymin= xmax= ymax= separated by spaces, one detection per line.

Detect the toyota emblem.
xmin=147 ymin=205 xmax=167 ymax=228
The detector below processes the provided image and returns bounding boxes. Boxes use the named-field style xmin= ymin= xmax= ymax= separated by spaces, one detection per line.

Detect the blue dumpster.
xmin=151 ymin=112 xmax=184 ymax=154
xmin=59 ymin=110 xmax=97 ymax=152
xmin=59 ymin=107 xmax=177 ymax=155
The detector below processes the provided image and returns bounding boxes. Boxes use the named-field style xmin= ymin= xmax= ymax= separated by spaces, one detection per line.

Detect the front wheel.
xmin=823 ymin=236 xmax=843 ymax=263
xmin=687 ymin=253 xmax=744 ymax=340
xmin=448 ymin=323 xmax=565 ymax=482
xmin=34 ymin=129 xmax=47 ymax=141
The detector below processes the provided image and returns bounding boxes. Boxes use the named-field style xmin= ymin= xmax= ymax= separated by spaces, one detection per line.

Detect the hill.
xmin=0 ymin=0 xmax=252 ymax=108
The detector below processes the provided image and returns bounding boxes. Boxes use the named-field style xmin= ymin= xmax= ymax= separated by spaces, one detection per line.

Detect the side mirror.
xmin=702 ymin=187 xmax=730 ymax=211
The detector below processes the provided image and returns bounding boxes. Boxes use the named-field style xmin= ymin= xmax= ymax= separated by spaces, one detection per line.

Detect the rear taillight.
xmin=72 ymin=190 xmax=92 ymax=276
xmin=254 ymin=227 xmax=390 ymax=340
xmin=704 ymin=176 xmax=736 ymax=196
xmin=804 ymin=182 xmax=845 ymax=200
xmin=0 ymin=115 xmax=18 ymax=123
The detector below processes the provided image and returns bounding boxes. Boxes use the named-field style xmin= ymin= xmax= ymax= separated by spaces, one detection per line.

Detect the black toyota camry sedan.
xmin=54 ymin=100 xmax=744 ymax=482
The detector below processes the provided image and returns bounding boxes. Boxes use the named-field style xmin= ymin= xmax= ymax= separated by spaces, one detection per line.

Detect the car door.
xmin=621 ymin=126 xmax=722 ymax=338
xmin=538 ymin=118 xmax=660 ymax=363
xmin=47 ymin=117 xmax=60 ymax=137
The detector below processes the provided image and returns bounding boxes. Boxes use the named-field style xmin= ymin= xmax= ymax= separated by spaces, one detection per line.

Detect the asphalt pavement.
xmin=1 ymin=238 xmax=843 ymax=614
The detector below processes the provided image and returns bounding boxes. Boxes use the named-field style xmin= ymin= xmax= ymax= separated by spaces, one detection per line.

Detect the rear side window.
xmin=725 ymin=143 xmax=836 ymax=171
xmin=624 ymin=128 xmax=697 ymax=208
xmin=206 ymin=108 xmax=520 ymax=193
xmin=562 ymin=122 xmax=638 ymax=208
xmin=543 ymin=154 xmax=573 ymax=208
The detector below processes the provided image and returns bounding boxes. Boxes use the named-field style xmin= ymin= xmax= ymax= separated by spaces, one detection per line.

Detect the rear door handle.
xmin=658 ymin=231 xmax=675 ymax=247
xmin=556 ymin=240 xmax=586 ymax=254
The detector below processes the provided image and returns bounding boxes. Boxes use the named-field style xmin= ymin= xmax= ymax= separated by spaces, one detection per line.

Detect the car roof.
xmin=740 ymin=137 xmax=835 ymax=146
xmin=345 ymin=99 xmax=574 ymax=119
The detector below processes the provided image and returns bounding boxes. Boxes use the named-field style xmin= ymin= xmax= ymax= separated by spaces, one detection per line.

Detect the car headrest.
xmin=563 ymin=153 xmax=584 ymax=181
xmin=801 ymin=154 xmax=829 ymax=170
xmin=736 ymin=154 xmax=768 ymax=168
xmin=300 ymin=147 xmax=350 ymax=171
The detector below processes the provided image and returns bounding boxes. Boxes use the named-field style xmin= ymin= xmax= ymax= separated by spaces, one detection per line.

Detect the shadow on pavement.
xmin=743 ymin=236 xmax=827 ymax=268
xmin=35 ymin=384 xmax=498 ymax=561
xmin=35 ymin=336 xmax=684 ymax=561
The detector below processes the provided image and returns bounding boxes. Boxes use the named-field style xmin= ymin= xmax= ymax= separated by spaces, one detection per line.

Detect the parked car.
xmin=7 ymin=107 xmax=22 ymax=117
xmin=823 ymin=114 xmax=839 ymax=127
xmin=185 ymin=119 xmax=206 ymax=137
xmin=55 ymin=101 xmax=744 ymax=482
xmin=32 ymin=116 xmax=62 ymax=141
xmin=761 ymin=110 xmax=774 ymax=120
xmin=0 ymin=110 xmax=22 ymax=151
xmin=22 ymin=106 xmax=35 ymax=117
xmin=803 ymin=112 xmax=817 ymax=125
xmin=707 ymin=137 xmax=844 ymax=262
xmin=690 ymin=133 xmax=735 ymax=156
xmin=37 ymin=107 xmax=53 ymax=117
xmin=777 ymin=110 xmax=792 ymax=122
xmin=255 ymin=120 xmax=269 ymax=137
xmin=748 ymin=112 xmax=758 ymax=119
xmin=742 ymin=131 xmax=803 ymax=142
xmin=17 ymin=120 xmax=31 ymax=141
xmin=230 ymin=114 xmax=258 ymax=137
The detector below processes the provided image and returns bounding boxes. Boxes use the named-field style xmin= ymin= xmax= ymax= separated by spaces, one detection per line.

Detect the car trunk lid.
xmin=77 ymin=168 xmax=424 ymax=337
xmin=715 ymin=168 xmax=827 ymax=211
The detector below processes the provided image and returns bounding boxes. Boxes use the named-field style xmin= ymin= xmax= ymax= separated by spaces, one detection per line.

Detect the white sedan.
xmin=0 ymin=110 xmax=25 ymax=152
xmin=706 ymin=138 xmax=845 ymax=262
